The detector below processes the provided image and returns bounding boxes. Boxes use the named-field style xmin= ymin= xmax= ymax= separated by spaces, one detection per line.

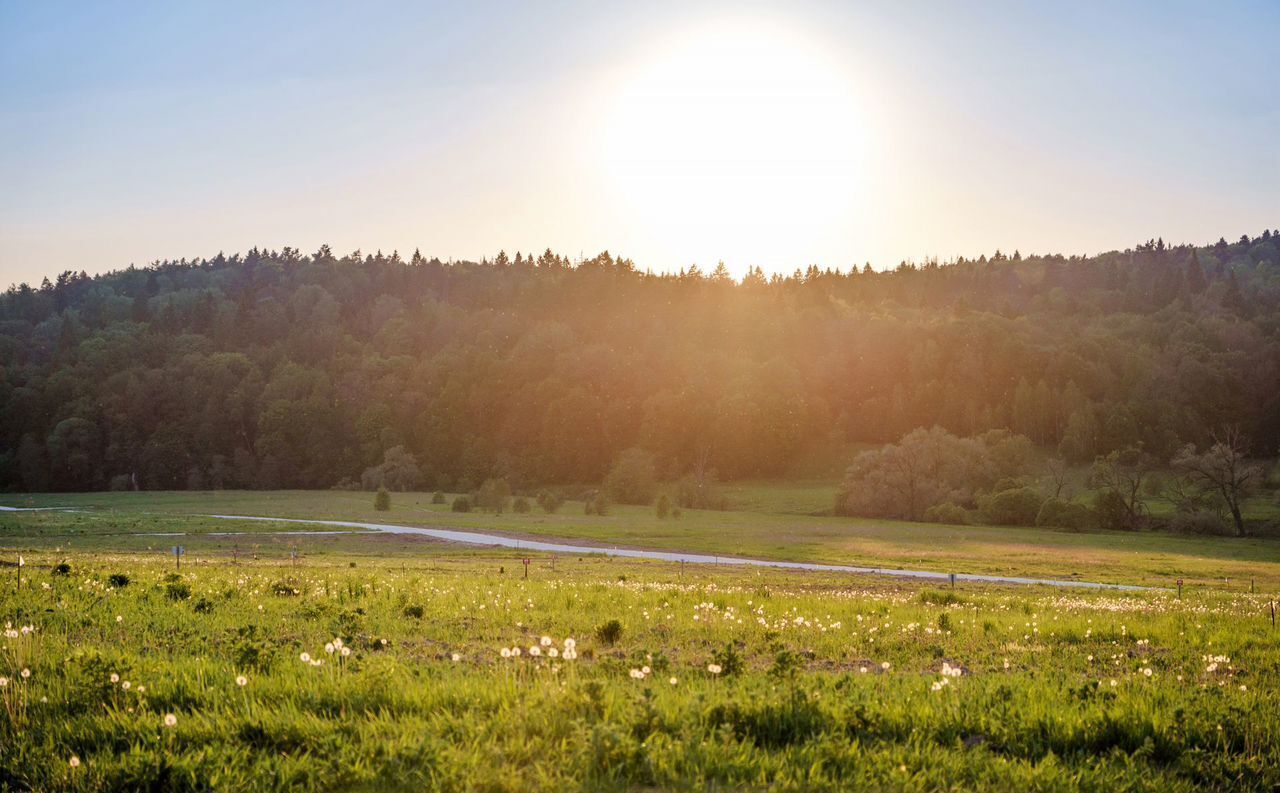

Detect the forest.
xmin=1 ymin=231 xmax=1278 ymax=499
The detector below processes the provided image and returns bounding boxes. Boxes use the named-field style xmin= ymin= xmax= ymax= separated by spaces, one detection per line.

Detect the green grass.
xmin=0 ymin=551 xmax=1276 ymax=791
xmin=4 ymin=490 xmax=1280 ymax=591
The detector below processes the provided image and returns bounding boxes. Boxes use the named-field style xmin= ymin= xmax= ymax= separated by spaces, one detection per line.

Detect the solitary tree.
xmin=1087 ymin=446 xmax=1152 ymax=530
xmin=476 ymin=478 xmax=512 ymax=514
xmin=374 ymin=486 xmax=391 ymax=511
xmin=1171 ymin=429 xmax=1263 ymax=537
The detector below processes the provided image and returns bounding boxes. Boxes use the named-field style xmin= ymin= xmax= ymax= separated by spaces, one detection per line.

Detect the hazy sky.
xmin=2 ymin=1 xmax=1277 ymax=286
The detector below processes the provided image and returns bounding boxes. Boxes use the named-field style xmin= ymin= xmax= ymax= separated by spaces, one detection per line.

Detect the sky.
xmin=1 ymin=0 xmax=1277 ymax=287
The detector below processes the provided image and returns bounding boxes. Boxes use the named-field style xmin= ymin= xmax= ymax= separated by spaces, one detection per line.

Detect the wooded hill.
xmin=2 ymin=231 xmax=1278 ymax=493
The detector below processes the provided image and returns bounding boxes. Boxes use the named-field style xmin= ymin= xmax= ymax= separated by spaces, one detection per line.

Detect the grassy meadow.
xmin=4 ymin=488 xmax=1280 ymax=590
xmin=0 ymin=491 xmax=1278 ymax=790
xmin=0 ymin=550 xmax=1276 ymax=791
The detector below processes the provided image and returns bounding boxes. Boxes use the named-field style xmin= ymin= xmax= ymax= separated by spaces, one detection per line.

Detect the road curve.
xmin=209 ymin=514 xmax=1148 ymax=591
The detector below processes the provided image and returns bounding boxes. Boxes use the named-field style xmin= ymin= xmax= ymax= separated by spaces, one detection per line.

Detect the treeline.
xmin=835 ymin=426 xmax=1272 ymax=537
xmin=1 ymin=231 xmax=1278 ymax=493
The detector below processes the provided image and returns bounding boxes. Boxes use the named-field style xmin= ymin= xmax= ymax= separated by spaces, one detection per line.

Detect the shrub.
xmin=711 ymin=642 xmax=745 ymax=677
xmin=590 ymin=492 xmax=610 ymax=516
xmin=451 ymin=496 xmax=472 ymax=513
xmin=604 ymin=448 xmax=658 ymax=505
xmin=512 ymin=496 xmax=531 ymax=514
xmin=476 ymin=478 xmax=512 ymax=514
xmin=165 ymin=581 xmax=192 ymax=601
xmin=655 ymin=493 xmax=671 ymax=519
xmin=374 ymin=486 xmax=391 ymax=511
xmin=676 ymin=472 xmax=728 ymax=510
xmin=536 ymin=490 xmax=564 ymax=514
xmin=594 ymin=619 xmax=623 ymax=645
xmin=922 ymin=503 xmax=968 ymax=525
xmin=108 ymin=573 xmax=130 ymax=588
xmin=978 ymin=487 xmax=1044 ymax=526
xmin=402 ymin=605 xmax=424 ymax=619
xmin=270 ymin=580 xmax=300 ymax=597
xmin=361 ymin=445 xmax=421 ymax=492
xmin=1169 ymin=510 xmax=1230 ymax=536
xmin=1035 ymin=498 xmax=1096 ymax=531
xmin=51 ymin=562 xmax=72 ymax=576
xmin=431 ymin=491 xmax=446 ymax=504
xmin=1093 ymin=490 xmax=1132 ymax=531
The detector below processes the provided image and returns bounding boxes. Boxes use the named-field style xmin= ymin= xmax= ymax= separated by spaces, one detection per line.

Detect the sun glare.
xmin=596 ymin=21 xmax=869 ymax=274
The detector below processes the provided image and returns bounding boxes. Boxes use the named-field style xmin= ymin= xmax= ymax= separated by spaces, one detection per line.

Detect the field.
xmin=2 ymin=493 xmax=1279 ymax=791
xmin=5 ymin=488 xmax=1280 ymax=590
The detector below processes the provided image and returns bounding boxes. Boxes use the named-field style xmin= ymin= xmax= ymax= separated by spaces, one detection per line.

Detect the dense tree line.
xmin=2 ymin=231 xmax=1278 ymax=493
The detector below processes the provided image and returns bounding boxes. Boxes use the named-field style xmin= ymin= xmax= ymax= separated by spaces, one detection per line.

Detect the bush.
xmin=374 ymin=486 xmax=391 ymax=511
xmin=676 ymin=472 xmax=728 ymax=510
xmin=108 ymin=573 xmax=130 ymax=588
xmin=604 ymin=448 xmax=658 ymax=505
xmin=451 ymin=496 xmax=472 ymax=513
xmin=595 ymin=619 xmax=623 ymax=645
xmin=51 ymin=562 xmax=72 ymax=576
xmin=655 ymin=493 xmax=671 ymax=519
xmin=536 ymin=490 xmax=564 ymax=514
xmin=270 ymin=580 xmax=300 ymax=596
xmin=476 ymin=478 xmax=512 ymax=514
xmin=361 ymin=445 xmax=421 ymax=492
xmin=587 ymin=491 xmax=610 ymax=516
xmin=165 ymin=581 xmax=192 ymax=601
xmin=1169 ymin=510 xmax=1231 ymax=536
xmin=1035 ymin=498 xmax=1096 ymax=531
xmin=922 ymin=503 xmax=968 ymax=525
xmin=978 ymin=487 xmax=1044 ymax=526
xmin=711 ymin=642 xmax=745 ymax=677
xmin=431 ymin=491 xmax=446 ymax=504
xmin=512 ymin=496 xmax=531 ymax=514
xmin=1093 ymin=490 xmax=1132 ymax=531
xmin=402 ymin=605 xmax=424 ymax=619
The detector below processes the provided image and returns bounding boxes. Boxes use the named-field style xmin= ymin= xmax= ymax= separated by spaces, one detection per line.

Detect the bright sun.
xmin=596 ymin=20 xmax=869 ymax=274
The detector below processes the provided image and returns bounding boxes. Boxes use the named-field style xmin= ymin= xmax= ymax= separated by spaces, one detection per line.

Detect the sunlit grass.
xmin=0 ymin=551 xmax=1276 ymax=791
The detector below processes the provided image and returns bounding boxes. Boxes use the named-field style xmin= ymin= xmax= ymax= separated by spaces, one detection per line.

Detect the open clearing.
xmin=2 ymin=492 xmax=1278 ymax=790
xmin=4 ymin=490 xmax=1280 ymax=590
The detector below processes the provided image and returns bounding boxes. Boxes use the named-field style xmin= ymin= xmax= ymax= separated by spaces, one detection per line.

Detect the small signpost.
xmin=15 ymin=555 xmax=24 ymax=592
xmin=522 ymin=557 xmax=531 ymax=579
xmin=1176 ymin=579 xmax=1183 ymax=599
xmin=949 ymin=572 xmax=957 ymax=588
xmin=172 ymin=545 xmax=185 ymax=571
